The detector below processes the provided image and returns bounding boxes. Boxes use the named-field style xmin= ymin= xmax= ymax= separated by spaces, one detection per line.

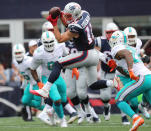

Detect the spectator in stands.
xmin=0 ymin=63 xmax=7 ymax=85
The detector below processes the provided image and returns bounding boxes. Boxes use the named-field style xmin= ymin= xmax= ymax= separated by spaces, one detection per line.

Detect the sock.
xmin=132 ymin=114 xmax=139 ymax=119
xmin=104 ymin=102 xmax=110 ymax=108
xmin=53 ymin=103 xmax=64 ymax=119
xmin=121 ymin=111 xmax=127 ymax=117
xmin=117 ymin=101 xmax=135 ymax=118
xmin=64 ymin=103 xmax=76 ymax=114
xmin=75 ymin=104 xmax=85 ymax=115
xmin=89 ymin=80 xmax=107 ymax=90
xmin=44 ymin=98 xmax=53 ymax=106
xmin=71 ymin=96 xmax=80 ymax=106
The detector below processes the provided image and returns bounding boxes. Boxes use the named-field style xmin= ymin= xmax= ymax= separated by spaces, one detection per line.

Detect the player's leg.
xmin=50 ymin=79 xmax=67 ymax=127
xmin=81 ymin=66 xmax=100 ymax=122
xmin=115 ymin=75 xmax=149 ymax=131
xmin=22 ymin=83 xmax=43 ymax=110
xmin=64 ymin=69 xmax=79 ymax=123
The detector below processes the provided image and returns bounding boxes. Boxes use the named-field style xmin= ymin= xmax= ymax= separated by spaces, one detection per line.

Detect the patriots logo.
xmin=69 ymin=5 xmax=75 ymax=11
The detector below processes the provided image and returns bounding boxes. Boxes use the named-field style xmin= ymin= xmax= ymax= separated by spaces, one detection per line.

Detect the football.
xmin=49 ymin=7 xmax=61 ymax=19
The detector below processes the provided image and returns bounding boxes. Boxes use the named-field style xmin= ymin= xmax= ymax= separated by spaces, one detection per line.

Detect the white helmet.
xmin=124 ymin=27 xmax=137 ymax=45
xmin=42 ymin=21 xmax=54 ymax=32
xmin=41 ymin=31 xmax=56 ymax=52
xmin=63 ymin=2 xmax=81 ymax=24
xmin=105 ymin=22 xmax=119 ymax=40
xmin=13 ymin=44 xmax=25 ymax=62
xmin=109 ymin=30 xmax=127 ymax=48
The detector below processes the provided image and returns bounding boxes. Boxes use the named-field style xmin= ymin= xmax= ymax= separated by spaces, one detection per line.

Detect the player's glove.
xmin=37 ymin=82 xmax=44 ymax=89
xmin=107 ymin=59 xmax=117 ymax=72
xmin=128 ymin=69 xmax=139 ymax=81
xmin=60 ymin=11 xmax=68 ymax=27
xmin=72 ymin=68 xmax=79 ymax=80
xmin=47 ymin=15 xmax=59 ymax=26
xmin=142 ymin=55 xmax=150 ymax=64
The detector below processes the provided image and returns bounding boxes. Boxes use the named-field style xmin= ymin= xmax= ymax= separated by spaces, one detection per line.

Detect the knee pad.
xmin=78 ymin=91 xmax=87 ymax=100
xmin=67 ymin=89 xmax=76 ymax=99
xmin=100 ymin=88 xmax=111 ymax=102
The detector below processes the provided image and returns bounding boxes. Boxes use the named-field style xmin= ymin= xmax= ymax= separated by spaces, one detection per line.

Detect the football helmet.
xmin=105 ymin=22 xmax=119 ymax=40
xmin=124 ymin=27 xmax=137 ymax=45
xmin=42 ymin=22 xmax=54 ymax=32
xmin=13 ymin=44 xmax=25 ymax=62
xmin=109 ymin=30 xmax=127 ymax=48
xmin=63 ymin=2 xmax=81 ymax=24
xmin=41 ymin=31 xmax=56 ymax=52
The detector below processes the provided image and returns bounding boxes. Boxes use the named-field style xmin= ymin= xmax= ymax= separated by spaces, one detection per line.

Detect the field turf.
xmin=0 ymin=114 xmax=151 ymax=131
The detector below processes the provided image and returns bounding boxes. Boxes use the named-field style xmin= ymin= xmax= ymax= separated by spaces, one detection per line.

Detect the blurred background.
xmin=0 ymin=0 xmax=151 ymax=117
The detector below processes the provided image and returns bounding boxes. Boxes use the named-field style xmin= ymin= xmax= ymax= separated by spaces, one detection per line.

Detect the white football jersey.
xmin=112 ymin=44 xmax=151 ymax=77
xmin=135 ymin=38 xmax=142 ymax=55
xmin=16 ymin=55 xmax=37 ymax=85
xmin=31 ymin=43 xmax=68 ymax=77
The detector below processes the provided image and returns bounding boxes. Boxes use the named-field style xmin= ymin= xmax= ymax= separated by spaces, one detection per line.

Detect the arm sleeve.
xmin=95 ymin=37 xmax=102 ymax=48
xmin=98 ymin=51 xmax=107 ymax=64
xmin=111 ymin=45 xmax=126 ymax=58
xmin=30 ymin=53 xmax=41 ymax=70
xmin=68 ymin=24 xmax=82 ymax=33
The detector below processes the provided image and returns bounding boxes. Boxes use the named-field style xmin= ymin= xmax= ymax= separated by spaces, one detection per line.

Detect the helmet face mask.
xmin=41 ymin=31 xmax=56 ymax=52
xmin=124 ymin=27 xmax=137 ymax=46
xmin=63 ymin=2 xmax=81 ymax=24
xmin=13 ymin=44 xmax=25 ymax=62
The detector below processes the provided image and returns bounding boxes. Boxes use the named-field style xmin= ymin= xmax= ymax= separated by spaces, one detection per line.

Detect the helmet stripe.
xmin=46 ymin=31 xmax=49 ymax=38
xmin=121 ymin=31 xmax=127 ymax=43
xmin=129 ymin=27 xmax=132 ymax=32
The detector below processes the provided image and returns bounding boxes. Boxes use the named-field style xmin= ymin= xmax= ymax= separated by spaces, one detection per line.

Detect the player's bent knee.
xmin=54 ymin=99 xmax=61 ymax=106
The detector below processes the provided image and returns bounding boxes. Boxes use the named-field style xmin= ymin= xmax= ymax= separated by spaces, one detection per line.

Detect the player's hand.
xmin=107 ymin=59 xmax=117 ymax=72
xmin=128 ymin=69 xmax=139 ymax=81
xmin=72 ymin=68 xmax=79 ymax=80
xmin=60 ymin=11 xmax=68 ymax=27
xmin=47 ymin=15 xmax=59 ymax=26
xmin=37 ymin=82 xmax=44 ymax=89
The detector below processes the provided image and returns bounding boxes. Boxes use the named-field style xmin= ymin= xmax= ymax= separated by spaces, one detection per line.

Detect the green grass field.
xmin=0 ymin=114 xmax=151 ymax=131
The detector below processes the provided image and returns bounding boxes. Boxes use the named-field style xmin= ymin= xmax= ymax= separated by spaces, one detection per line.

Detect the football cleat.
xmin=60 ymin=117 xmax=68 ymax=127
xmin=103 ymin=104 xmax=111 ymax=121
xmin=37 ymin=111 xmax=53 ymax=126
xmin=67 ymin=112 xmax=78 ymax=124
xmin=130 ymin=116 xmax=144 ymax=131
xmin=138 ymin=104 xmax=150 ymax=119
xmin=122 ymin=116 xmax=130 ymax=125
xmin=30 ymin=88 xmax=49 ymax=98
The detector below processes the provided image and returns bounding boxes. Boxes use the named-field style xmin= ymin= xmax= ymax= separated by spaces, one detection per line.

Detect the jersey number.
xmin=85 ymin=23 xmax=94 ymax=44
xmin=47 ymin=62 xmax=54 ymax=70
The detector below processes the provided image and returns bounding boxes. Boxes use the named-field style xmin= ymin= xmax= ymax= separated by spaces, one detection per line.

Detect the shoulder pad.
xmin=33 ymin=46 xmax=43 ymax=59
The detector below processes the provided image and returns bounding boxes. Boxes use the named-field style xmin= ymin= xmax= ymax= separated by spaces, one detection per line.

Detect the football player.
xmin=95 ymin=23 xmax=130 ymax=124
xmin=32 ymin=2 xmax=110 ymax=108
xmin=30 ymin=31 xmax=75 ymax=127
xmin=124 ymin=27 xmax=150 ymax=119
xmin=109 ymin=30 xmax=151 ymax=131
xmin=12 ymin=44 xmax=46 ymax=120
